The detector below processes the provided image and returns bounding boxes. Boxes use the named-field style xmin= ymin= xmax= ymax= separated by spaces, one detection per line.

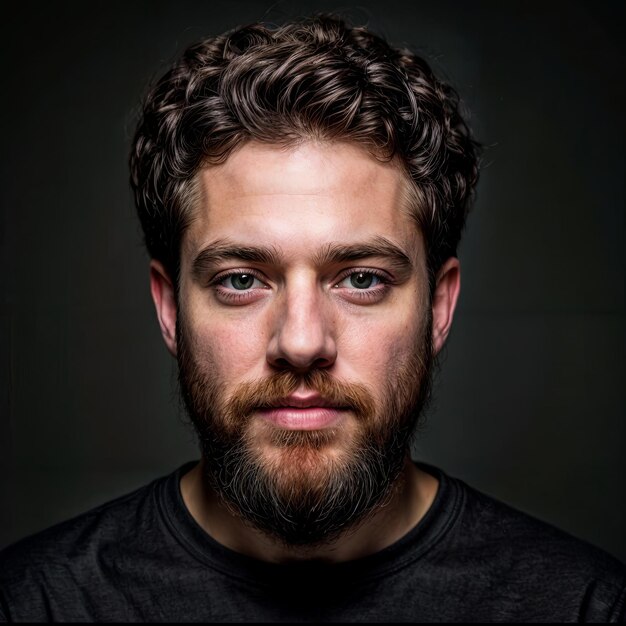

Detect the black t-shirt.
xmin=1 ymin=461 xmax=624 ymax=622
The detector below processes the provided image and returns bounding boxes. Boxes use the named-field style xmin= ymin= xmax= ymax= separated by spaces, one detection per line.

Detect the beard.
xmin=176 ymin=313 xmax=433 ymax=548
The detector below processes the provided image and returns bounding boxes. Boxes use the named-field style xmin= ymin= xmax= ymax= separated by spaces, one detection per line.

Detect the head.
xmin=130 ymin=15 xmax=479 ymax=547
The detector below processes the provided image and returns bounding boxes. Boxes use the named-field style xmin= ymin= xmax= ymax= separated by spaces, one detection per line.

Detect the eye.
xmin=210 ymin=270 xmax=270 ymax=305
xmin=222 ymin=273 xmax=264 ymax=290
xmin=335 ymin=271 xmax=383 ymax=290
xmin=332 ymin=269 xmax=391 ymax=304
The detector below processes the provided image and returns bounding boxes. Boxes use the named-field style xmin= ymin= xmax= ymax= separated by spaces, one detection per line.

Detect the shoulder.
xmin=0 ymin=476 xmax=162 ymax=621
xmin=1 ymin=477 xmax=158 ymax=564
xmin=443 ymin=472 xmax=626 ymax=621
xmin=458 ymin=478 xmax=624 ymax=571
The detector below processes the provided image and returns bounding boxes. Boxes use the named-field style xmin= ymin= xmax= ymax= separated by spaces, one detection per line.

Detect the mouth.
xmin=256 ymin=393 xmax=349 ymax=430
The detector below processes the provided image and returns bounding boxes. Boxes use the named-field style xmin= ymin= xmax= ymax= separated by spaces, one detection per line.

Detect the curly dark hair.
xmin=129 ymin=14 xmax=480 ymax=289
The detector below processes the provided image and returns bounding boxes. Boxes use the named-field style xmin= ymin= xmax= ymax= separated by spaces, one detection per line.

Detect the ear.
xmin=149 ymin=260 xmax=178 ymax=357
xmin=431 ymin=257 xmax=461 ymax=356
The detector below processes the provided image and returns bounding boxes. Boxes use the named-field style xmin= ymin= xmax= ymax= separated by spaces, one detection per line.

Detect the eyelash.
xmin=209 ymin=269 xmax=268 ymax=303
xmin=209 ymin=268 xmax=393 ymax=303
xmin=332 ymin=268 xmax=392 ymax=301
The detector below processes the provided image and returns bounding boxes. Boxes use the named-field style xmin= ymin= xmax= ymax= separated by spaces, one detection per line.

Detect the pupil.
xmin=233 ymin=274 xmax=253 ymax=290
xmin=351 ymin=272 xmax=373 ymax=289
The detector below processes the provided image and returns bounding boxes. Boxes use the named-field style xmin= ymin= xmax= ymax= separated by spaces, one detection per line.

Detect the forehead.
xmin=184 ymin=141 xmax=421 ymax=262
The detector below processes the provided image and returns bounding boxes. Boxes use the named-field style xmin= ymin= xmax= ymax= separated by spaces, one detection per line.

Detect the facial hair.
xmin=176 ymin=313 xmax=433 ymax=548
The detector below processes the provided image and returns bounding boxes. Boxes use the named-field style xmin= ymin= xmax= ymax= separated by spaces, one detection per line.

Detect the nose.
xmin=266 ymin=280 xmax=337 ymax=372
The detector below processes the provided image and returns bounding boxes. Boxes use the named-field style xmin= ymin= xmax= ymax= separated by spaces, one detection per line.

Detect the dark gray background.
xmin=1 ymin=0 xmax=624 ymax=562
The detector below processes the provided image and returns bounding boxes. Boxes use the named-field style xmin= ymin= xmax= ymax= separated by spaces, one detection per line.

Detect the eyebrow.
xmin=191 ymin=239 xmax=282 ymax=281
xmin=313 ymin=236 xmax=414 ymax=273
xmin=191 ymin=235 xmax=415 ymax=281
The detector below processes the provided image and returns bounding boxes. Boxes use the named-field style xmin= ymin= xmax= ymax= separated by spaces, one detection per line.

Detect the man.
xmin=1 ymin=14 xmax=624 ymax=622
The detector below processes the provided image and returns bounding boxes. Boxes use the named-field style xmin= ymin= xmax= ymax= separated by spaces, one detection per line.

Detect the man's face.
xmin=157 ymin=141 xmax=439 ymax=546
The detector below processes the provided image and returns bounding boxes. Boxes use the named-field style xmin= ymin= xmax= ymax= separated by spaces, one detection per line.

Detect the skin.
xmin=150 ymin=141 xmax=461 ymax=563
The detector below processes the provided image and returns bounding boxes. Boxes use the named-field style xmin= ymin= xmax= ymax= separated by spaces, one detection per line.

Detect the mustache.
xmin=225 ymin=369 xmax=376 ymax=421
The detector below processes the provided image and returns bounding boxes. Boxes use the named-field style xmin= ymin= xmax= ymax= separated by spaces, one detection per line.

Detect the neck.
xmin=180 ymin=455 xmax=438 ymax=564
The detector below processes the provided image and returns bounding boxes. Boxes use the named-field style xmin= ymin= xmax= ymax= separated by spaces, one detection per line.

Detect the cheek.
xmin=338 ymin=309 xmax=425 ymax=384
xmin=189 ymin=313 xmax=270 ymax=383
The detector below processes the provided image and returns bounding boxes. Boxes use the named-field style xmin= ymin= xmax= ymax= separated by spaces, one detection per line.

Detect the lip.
xmin=257 ymin=394 xmax=348 ymax=429
xmin=268 ymin=393 xmax=344 ymax=410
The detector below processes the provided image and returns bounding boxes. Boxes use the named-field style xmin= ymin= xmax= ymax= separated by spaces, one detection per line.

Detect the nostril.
xmin=272 ymin=357 xmax=291 ymax=370
xmin=271 ymin=355 xmax=332 ymax=372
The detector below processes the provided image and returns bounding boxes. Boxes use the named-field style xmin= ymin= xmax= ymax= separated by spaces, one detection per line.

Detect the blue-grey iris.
xmin=231 ymin=274 xmax=254 ymax=290
xmin=350 ymin=272 xmax=374 ymax=289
